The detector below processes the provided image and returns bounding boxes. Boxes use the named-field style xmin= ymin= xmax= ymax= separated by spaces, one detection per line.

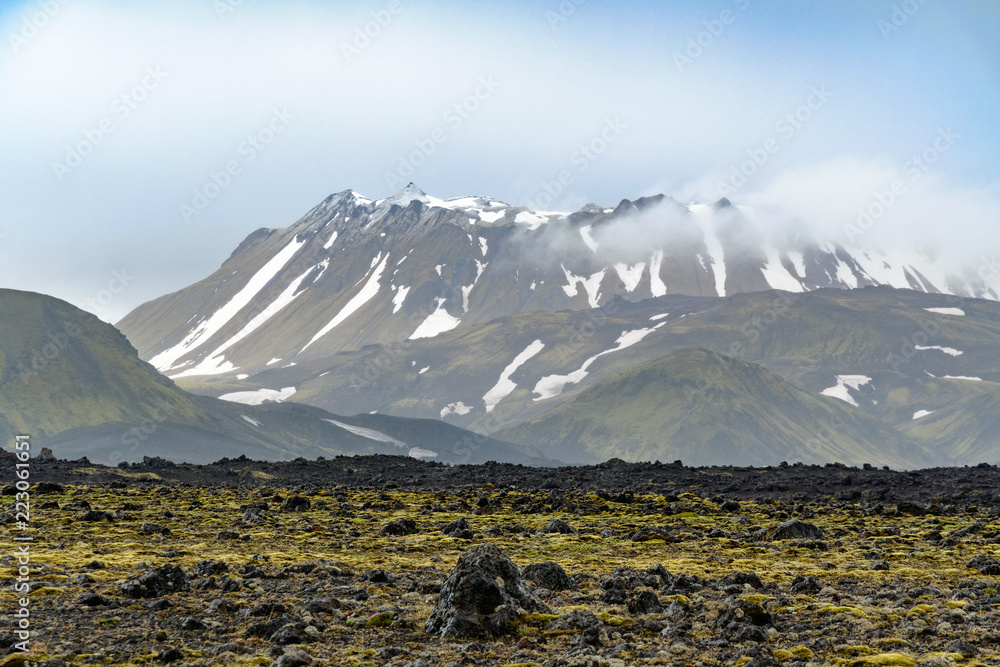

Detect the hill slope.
xmin=0 ymin=289 xmax=540 ymax=465
xmin=496 ymin=348 xmax=935 ymax=468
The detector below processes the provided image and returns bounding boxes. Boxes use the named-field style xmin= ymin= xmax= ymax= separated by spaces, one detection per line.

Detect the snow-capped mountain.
xmin=119 ymin=184 xmax=999 ymax=382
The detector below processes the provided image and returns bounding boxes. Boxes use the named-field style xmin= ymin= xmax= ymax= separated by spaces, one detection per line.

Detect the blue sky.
xmin=1 ymin=0 xmax=998 ymax=321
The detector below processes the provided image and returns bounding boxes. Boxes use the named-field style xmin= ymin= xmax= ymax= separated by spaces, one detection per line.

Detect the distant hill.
xmin=0 ymin=289 xmax=540 ymax=465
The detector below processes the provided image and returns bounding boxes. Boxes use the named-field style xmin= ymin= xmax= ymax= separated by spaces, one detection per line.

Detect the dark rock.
xmin=121 ymin=564 xmax=188 ymax=598
xmin=720 ymin=500 xmax=741 ymax=512
xmin=146 ymin=598 xmax=173 ymax=611
xmin=539 ymin=519 xmax=573 ymax=534
xmin=630 ymin=525 xmax=674 ymax=542
xmin=180 ymin=616 xmax=207 ymax=632
xmin=207 ymin=598 xmax=239 ymax=614
xmin=361 ymin=569 xmax=391 ymax=583
xmin=79 ymin=509 xmax=114 ymax=522
xmin=76 ymin=591 xmax=107 ymax=607
xmin=600 ymin=588 xmax=627 ymax=605
xmin=720 ymin=571 xmax=764 ymax=590
xmin=282 ymin=495 xmax=311 ymax=512
xmin=140 ymin=523 xmax=172 ymax=536
xmin=270 ymin=647 xmax=315 ymax=667
xmin=270 ymin=624 xmax=308 ymax=645
xmin=442 ymin=517 xmax=475 ymax=539
xmin=868 ymin=560 xmax=890 ymax=571
xmin=947 ymin=640 xmax=980 ymax=657
xmin=193 ymin=560 xmax=229 ymax=577
xmin=547 ymin=609 xmax=603 ymax=632
xmin=626 ymin=590 xmax=663 ymax=614
xmin=246 ymin=618 xmax=286 ymax=639
xmin=521 ymin=561 xmax=574 ymax=591
xmin=760 ymin=519 xmax=825 ymax=541
xmin=425 ymin=542 xmax=548 ymax=639
xmin=967 ymin=554 xmax=1000 ymax=575
xmin=789 ymin=575 xmax=822 ymax=594
xmin=158 ymin=648 xmax=184 ymax=663
xmin=381 ymin=518 xmax=417 ymax=536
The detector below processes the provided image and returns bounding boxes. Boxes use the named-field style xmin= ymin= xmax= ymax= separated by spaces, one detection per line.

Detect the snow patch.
xmin=514 ymin=210 xmax=548 ymax=230
xmin=479 ymin=237 xmax=488 ymax=256
xmin=914 ymin=345 xmax=963 ymax=356
xmin=409 ymin=298 xmax=461 ymax=339
xmin=943 ymin=375 xmax=982 ymax=381
xmin=301 ymin=253 xmax=390 ymax=352
xmin=267 ymin=358 xmax=282 ymax=365
xmin=477 ymin=210 xmax=506 ymax=223
xmin=440 ymin=401 xmax=473 ymax=418
xmin=649 ymin=313 xmax=670 ymax=321
xmin=912 ymin=410 xmax=935 ymax=420
xmin=483 ymin=340 xmax=545 ymax=413
xmin=323 ymin=230 xmax=338 ymax=250
xmin=392 ymin=285 xmax=410 ymax=314
xmin=819 ymin=375 xmax=872 ymax=407
xmin=580 ymin=225 xmax=599 ymax=253
xmin=241 ymin=415 xmax=261 ymax=427
xmin=419 ymin=366 xmax=430 ymax=374
xmin=924 ymin=307 xmax=965 ymax=316
xmin=220 ymin=386 xmax=296 ymax=405
xmin=408 ymin=447 xmax=438 ymax=459
xmin=614 ymin=262 xmax=646 ymax=292
xmin=561 ymin=265 xmax=606 ymax=308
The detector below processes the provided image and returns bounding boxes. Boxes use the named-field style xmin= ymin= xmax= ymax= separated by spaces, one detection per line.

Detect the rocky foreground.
xmin=1 ymin=453 xmax=1000 ymax=666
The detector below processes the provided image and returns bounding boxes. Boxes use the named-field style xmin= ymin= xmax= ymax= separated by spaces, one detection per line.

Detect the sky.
xmin=1 ymin=0 xmax=998 ymax=323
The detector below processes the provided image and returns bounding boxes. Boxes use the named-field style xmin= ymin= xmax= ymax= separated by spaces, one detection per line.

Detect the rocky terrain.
xmin=2 ymin=453 xmax=1000 ymax=666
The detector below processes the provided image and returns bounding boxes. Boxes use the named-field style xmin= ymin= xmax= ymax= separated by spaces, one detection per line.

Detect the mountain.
xmin=118 ymin=185 xmax=999 ymax=383
xmin=0 ymin=289 xmax=541 ymax=465
xmin=112 ymin=185 xmax=1000 ymax=468
xmin=494 ymin=348 xmax=934 ymax=468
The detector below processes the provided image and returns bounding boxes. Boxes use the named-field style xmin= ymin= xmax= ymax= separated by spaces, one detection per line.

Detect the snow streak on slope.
xmin=219 ymin=386 xmax=297 ymax=405
xmin=323 ymin=418 xmax=407 ymax=448
xmin=925 ymin=307 xmax=965 ymax=316
xmin=482 ymin=340 xmax=545 ymax=413
xmin=301 ymin=253 xmax=389 ymax=352
xmin=533 ymin=328 xmax=658 ymax=401
xmin=440 ymin=401 xmax=473 ymax=418
xmin=760 ymin=246 xmax=804 ymax=292
xmin=409 ymin=298 xmax=461 ymax=339
xmin=689 ymin=205 xmax=726 ymax=297
xmin=172 ymin=263 xmax=319 ymax=378
xmin=392 ymin=285 xmax=410 ymax=314
xmin=580 ymin=226 xmax=599 ymax=253
xmin=149 ymin=237 xmax=306 ymax=371
xmin=649 ymin=250 xmax=666 ymax=297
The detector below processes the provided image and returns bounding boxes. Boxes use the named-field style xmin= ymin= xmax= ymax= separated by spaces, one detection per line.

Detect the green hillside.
xmin=497 ymin=348 xmax=935 ymax=468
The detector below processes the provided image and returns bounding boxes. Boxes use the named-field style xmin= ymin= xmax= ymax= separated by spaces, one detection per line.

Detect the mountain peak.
xmin=381 ymin=182 xmax=429 ymax=208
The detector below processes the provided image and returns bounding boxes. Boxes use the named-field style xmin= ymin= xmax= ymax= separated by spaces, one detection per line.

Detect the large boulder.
xmin=521 ymin=561 xmax=574 ymax=591
xmin=759 ymin=519 xmax=825 ymax=541
xmin=425 ymin=543 xmax=549 ymax=639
